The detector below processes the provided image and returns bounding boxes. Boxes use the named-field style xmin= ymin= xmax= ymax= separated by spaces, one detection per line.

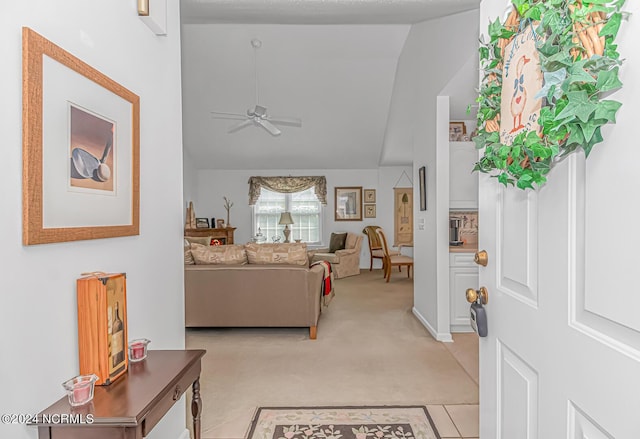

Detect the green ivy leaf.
xmin=497 ymin=173 xmax=511 ymax=186
xmin=578 ymin=120 xmax=599 ymax=143
xmin=596 ymin=67 xmax=623 ymax=92
xmin=567 ymin=60 xmax=597 ymax=84
xmin=555 ymin=90 xmax=597 ymax=123
xmin=535 ymin=69 xmax=567 ymax=100
xmin=600 ymin=12 xmax=622 ymax=37
xmin=594 ymin=99 xmax=622 ymax=122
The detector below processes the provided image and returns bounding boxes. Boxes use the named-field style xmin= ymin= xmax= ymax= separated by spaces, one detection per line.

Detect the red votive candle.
xmin=73 ymin=383 xmax=91 ymax=404
xmin=132 ymin=343 xmax=145 ymax=359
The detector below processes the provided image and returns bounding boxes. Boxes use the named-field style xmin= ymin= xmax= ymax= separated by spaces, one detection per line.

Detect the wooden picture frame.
xmin=216 ymin=219 xmax=226 ymax=228
xmin=364 ymin=204 xmax=377 ymax=218
xmin=363 ymin=189 xmax=376 ymax=203
xmin=195 ymin=218 xmax=209 ymax=228
xmin=22 ymin=28 xmax=140 ymax=245
xmin=394 ymin=188 xmax=413 ymax=247
xmin=335 ymin=187 xmax=363 ymax=221
xmin=419 ymin=166 xmax=427 ymax=211
xmin=449 ymin=121 xmax=467 ymax=141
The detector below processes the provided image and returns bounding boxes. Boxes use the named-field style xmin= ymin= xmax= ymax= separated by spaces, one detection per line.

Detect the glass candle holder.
xmin=62 ymin=374 xmax=98 ymax=406
xmin=128 ymin=338 xmax=150 ymax=362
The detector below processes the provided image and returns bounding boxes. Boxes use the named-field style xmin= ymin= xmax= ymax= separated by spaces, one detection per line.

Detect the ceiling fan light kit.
xmin=211 ymin=39 xmax=302 ymax=136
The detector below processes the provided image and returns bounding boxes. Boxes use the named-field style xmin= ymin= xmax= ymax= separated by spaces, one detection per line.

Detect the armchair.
xmin=308 ymin=233 xmax=363 ymax=278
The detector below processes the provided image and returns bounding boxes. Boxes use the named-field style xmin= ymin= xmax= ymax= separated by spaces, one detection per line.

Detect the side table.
xmin=34 ymin=349 xmax=206 ymax=439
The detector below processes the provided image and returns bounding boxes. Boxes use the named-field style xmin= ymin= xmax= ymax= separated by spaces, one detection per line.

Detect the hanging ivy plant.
xmin=472 ymin=0 xmax=627 ymax=189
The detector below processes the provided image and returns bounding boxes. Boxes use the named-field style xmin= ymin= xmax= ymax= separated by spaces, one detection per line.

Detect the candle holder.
xmin=128 ymin=338 xmax=150 ymax=362
xmin=62 ymin=374 xmax=98 ymax=406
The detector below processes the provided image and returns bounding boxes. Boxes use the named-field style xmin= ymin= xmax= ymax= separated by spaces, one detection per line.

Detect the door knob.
xmin=466 ymin=286 xmax=489 ymax=305
xmin=474 ymin=250 xmax=488 ymax=266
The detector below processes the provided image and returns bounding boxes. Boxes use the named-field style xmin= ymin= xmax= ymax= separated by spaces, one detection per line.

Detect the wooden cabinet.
xmin=449 ymin=253 xmax=478 ymax=333
xmin=185 ymin=227 xmax=236 ymax=245
xmin=450 ymin=141 xmax=478 ymax=209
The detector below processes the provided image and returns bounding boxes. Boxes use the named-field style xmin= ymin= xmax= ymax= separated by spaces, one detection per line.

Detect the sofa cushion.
xmin=190 ymin=243 xmax=248 ymax=265
xmin=185 ymin=236 xmax=211 ymax=247
xmin=329 ymin=232 xmax=347 ymax=253
xmin=245 ymin=243 xmax=308 ymax=265
xmin=184 ymin=245 xmax=195 ymax=265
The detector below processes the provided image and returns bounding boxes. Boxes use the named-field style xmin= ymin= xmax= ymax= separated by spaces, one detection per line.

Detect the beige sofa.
xmin=308 ymin=232 xmax=362 ymax=278
xmin=184 ymin=242 xmax=324 ymax=339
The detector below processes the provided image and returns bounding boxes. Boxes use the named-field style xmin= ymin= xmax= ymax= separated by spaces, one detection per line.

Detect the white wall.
xmin=385 ymin=10 xmax=479 ymax=339
xmin=183 ymin=148 xmax=198 ymax=222
xmin=1 ymin=2 xmax=186 ymax=439
xmin=192 ymin=167 xmax=410 ymax=268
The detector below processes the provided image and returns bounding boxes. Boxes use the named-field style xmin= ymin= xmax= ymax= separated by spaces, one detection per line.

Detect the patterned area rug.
xmin=246 ymin=406 xmax=441 ymax=439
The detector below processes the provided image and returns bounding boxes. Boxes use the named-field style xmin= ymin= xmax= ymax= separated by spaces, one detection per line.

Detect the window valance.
xmin=248 ymin=176 xmax=327 ymax=205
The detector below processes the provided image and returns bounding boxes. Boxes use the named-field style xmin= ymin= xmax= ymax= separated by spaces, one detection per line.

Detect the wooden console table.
xmin=185 ymin=227 xmax=236 ymax=245
xmin=35 ymin=350 xmax=206 ymax=439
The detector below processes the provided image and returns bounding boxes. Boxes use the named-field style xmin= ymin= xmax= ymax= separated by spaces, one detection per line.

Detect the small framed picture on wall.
xmin=364 ymin=189 xmax=376 ymax=203
xmin=364 ymin=204 xmax=376 ymax=218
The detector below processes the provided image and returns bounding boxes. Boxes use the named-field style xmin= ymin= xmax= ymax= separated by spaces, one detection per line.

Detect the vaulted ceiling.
xmin=180 ymin=0 xmax=480 ymax=170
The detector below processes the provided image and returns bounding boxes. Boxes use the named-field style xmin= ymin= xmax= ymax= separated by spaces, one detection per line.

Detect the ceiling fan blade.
xmin=228 ymin=119 xmax=253 ymax=133
xmin=255 ymin=118 xmax=281 ymax=136
xmin=267 ymin=116 xmax=302 ymax=127
xmin=211 ymin=110 xmax=247 ymax=119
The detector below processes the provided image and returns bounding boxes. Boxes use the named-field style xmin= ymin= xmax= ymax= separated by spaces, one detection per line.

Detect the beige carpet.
xmin=186 ymin=269 xmax=479 ymax=439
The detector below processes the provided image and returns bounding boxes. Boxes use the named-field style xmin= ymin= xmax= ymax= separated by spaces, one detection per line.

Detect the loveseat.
xmin=184 ymin=242 xmax=324 ymax=339
xmin=307 ymin=232 xmax=362 ymax=278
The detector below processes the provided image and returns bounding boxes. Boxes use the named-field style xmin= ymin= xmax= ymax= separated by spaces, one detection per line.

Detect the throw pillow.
xmin=244 ymin=243 xmax=308 ymax=265
xmin=184 ymin=236 xmax=211 ymax=247
xmin=184 ymin=244 xmax=195 ymax=265
xmin=329 ymin=232 xmax=348 ymax=253
xmin=190 ymin=243 xmax=248 ymax=265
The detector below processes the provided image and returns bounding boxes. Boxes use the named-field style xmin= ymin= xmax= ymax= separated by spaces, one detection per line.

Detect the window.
xmin=253 ymin=188 xmax=322 ymax=244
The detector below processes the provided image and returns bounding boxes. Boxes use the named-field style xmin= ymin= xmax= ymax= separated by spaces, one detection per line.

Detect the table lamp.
xmin=278 ymin=212 xmax=294 ymax=243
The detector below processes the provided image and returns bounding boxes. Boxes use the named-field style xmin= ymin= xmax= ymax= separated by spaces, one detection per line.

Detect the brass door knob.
xmin=466 ymin=287 xmax=489 ymax=305
xmin=474 ymin=250 xmax=488 ymax=266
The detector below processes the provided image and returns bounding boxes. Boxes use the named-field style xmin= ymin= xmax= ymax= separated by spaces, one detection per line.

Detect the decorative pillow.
xmin=245 ymin=243 xmax=308 ymax=265
xmin=329 ymin=232 xmax=348 ymax=253
xmin=184 ymin=236 xmax=211 ymax=247
xmin=184 ymin=245 xmax=195 ymax=265
xmin=190 ymin=243 xmax=248 ymax=265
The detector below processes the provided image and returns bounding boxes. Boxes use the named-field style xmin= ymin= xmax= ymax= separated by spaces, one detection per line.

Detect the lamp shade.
xmin=278 ymin=212 xmax=294 ymax=225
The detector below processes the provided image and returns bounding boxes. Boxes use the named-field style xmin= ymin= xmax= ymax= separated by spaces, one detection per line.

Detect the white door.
xmin=478 ymin=1 xmax=640 ymax=437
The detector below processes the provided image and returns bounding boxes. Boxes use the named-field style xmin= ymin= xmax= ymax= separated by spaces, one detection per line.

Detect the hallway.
xmin=186 ymin=269 xmax=479 ymax=438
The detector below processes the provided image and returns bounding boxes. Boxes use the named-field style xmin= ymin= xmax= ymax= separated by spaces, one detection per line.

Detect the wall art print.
xmin=22 ymin=27 xmax=140 ymax=245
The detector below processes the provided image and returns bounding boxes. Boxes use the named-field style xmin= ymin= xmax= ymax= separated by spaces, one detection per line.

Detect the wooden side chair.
xmin=376 ymin=228 xmax=413 ymax=282
xmin=362 ymin=226 xmax=400 ymax=271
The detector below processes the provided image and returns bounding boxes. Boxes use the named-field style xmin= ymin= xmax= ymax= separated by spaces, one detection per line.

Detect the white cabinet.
xmin=450 ymin=141 xmax=478 ymax=209
xmin=449 ymin=253 xmax=478 ymax=332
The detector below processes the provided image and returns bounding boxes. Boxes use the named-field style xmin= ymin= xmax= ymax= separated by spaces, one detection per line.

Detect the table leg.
xmin=191 ymin=377 xmax=202 ymax=439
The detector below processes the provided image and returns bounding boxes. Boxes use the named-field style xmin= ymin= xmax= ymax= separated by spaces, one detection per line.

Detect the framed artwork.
xmin=419 ymin=166 xmax=427 ymax=211
xmin=195 ymin=218 xmax=210 ymax=228
xmin=335 ymin=187 xmax=363 ymax=221
xmin=394 ymin=188 xmax=413 ymax=247
xmin=22 ymin=28 xmax=140 ymax=245
xmin=364 ymin=204 xmax=377 ymax=218
xmin=216 ymin=219 xmax=226 ymax=228
xmin=449 ymin=121 xmax=467 ymax=141
xmin=364 ymin=189 xmax=376 ymax=203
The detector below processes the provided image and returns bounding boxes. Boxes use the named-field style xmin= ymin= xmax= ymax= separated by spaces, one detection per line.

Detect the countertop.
xmin=449 ymin=243 xmax=478 ymax=253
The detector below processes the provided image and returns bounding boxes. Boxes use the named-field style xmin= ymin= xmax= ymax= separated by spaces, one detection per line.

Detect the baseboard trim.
xmin=412 ymin=307 xmax=453 ymax=343
xmin=177 ymin=428 xmax=191 ymax=439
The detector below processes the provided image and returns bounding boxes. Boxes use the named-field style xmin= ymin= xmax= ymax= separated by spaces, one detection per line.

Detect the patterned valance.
xmin=248 ymin=176 xmax=327 ymax=205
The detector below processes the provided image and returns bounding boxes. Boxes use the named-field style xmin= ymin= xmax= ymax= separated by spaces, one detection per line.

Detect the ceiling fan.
xmin=211 ymin=39 xmax=302 ymax=136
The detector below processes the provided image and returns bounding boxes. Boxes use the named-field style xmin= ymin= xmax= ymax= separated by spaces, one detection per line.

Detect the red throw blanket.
xmin=311 ymin=260 xmax=335 ymax=306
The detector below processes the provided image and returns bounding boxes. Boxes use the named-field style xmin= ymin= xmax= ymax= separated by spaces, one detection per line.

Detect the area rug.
xmin=246 ymin=406 xmax=441 ymax=439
